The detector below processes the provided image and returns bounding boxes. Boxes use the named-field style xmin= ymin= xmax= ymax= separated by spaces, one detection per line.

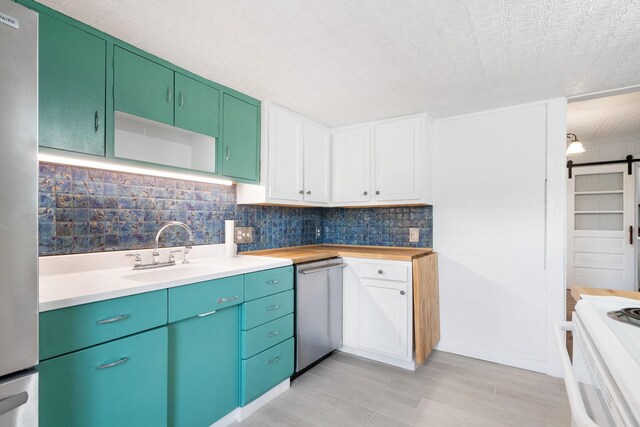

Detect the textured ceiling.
xmin=568 ymin=91 xmax=640 ymax=141
xmin=40 ymin=0 xmax=640 ymax=127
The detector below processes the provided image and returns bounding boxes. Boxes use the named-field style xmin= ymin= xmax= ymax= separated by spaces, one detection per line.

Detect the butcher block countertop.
xmin=242 ymin=244 xmax=433 ymax=264
xmin=571 ymin=286 xmax=640 ymax=302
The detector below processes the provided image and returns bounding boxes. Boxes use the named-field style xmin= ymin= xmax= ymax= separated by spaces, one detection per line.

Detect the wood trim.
xmin=413 ymin=252 xmax=440 ymax=364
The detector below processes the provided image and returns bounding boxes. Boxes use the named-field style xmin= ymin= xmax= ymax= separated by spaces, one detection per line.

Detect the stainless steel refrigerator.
xmin=0 ymin=0 xmax=39 ymax=425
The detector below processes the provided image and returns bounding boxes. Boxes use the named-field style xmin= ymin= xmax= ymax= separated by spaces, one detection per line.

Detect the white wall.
xmin=433 ymin=99 xmax=566 ymax=375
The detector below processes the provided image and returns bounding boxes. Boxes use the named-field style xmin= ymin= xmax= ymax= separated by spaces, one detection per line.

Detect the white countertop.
xmin=575 ymin=296 xmax=640 ymax=422
xmin=39 ymin=245 xmax=292 ymax=312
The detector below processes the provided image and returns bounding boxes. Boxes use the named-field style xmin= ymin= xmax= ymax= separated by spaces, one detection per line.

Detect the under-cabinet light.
xmin=38 ymin=153 xmax=234 ymax=186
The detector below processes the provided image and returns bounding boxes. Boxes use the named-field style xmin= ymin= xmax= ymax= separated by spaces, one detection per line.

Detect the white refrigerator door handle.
xmin=555 ymin=321 xmax=599 ymax=427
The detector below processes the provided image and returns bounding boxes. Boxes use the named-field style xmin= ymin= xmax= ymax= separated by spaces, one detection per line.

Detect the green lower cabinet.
xmin=221 ymin=93 xmax=260 ymax=182
xmin=39 ymin=14 xmax=106 ymax=156
xmin=241 ymin=338 xmax=295 ymax=406
xmin=39 ymin=327 xmax=168 ymax=427
xmin=168 ymin=305 xmax=239 ymax=427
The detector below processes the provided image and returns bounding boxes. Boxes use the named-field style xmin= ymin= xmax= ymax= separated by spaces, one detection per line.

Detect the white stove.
xmin=557 ymin=295 xmax=640 ymax=427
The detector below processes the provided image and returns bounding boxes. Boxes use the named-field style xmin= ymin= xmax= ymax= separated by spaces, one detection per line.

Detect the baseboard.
xmin=435 ymin=340 xmax=548 ymax=374
xmin=210 ymin=409 xmax=240 ymax=427
xmin=239 ymin=379 xmax=290 ymax=421
xmin=338 ymin=346 xmax=416 ymax=371
xmin=209 ymin=379 xmax=290 ymax=427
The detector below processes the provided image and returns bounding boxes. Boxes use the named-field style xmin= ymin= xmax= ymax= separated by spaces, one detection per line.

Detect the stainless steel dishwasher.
xmin=295 ymin=257 xmax=345 ymax=373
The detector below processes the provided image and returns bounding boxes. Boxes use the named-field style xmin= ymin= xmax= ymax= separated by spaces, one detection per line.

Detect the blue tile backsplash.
xmin=38 ymin=163 xmax=432 ymax=255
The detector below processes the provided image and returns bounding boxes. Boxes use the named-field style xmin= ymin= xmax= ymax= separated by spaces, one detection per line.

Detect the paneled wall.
xmin=433 ymin=100 xmax=566 ymax=374
xmin=38 ymin=163 xmax=432 ymax=255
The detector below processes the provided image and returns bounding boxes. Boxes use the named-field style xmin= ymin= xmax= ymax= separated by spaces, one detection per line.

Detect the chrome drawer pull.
xmin=265 ymin=356 xmax=281 ymax=365
xmin=266 ymin=279 xmax=280 ymax=285
xmin=197 ymin=310 xmax=217 ymax=317
xmin=267 ymin=330 xmax=280 ymax=338
xmin=217 ymin=296 xmax=239 ymax=304
xmin=96 ymin=314 xmax=129 ymax=324
xmin=266 ymin=305 xmax=280 ymax=311
xmin=97 ymin=357 xmax=129 ymax=370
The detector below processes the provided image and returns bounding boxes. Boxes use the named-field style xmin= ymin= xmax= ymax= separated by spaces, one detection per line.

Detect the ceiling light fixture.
xmin=566 ymin=133 xmax=585 ymax=155
xmin=38 ymin=152 xmax=234 ymax=186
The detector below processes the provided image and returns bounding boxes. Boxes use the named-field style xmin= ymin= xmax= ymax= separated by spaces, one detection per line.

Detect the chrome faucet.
xmin=153 ymin=221 xmax=194 ymax=264
xmin=126 ymin=221 xmax=195 ymax=270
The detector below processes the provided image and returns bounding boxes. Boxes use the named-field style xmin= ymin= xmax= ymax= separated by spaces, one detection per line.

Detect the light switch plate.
xmin=235 ymin=227 xmax=253 ymax=244
xmin=409 ymin=228 xmax=420 ymax=243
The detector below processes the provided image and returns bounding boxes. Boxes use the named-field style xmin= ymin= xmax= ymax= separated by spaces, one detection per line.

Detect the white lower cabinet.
xmin=340 ymin=257 xmax=414 ymax=370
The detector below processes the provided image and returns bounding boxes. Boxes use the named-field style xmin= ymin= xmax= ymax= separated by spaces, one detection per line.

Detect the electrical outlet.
xmin=235 ymin=227 xmax=253 ymax=244
xmin=409 ymin=228 xmax=420 ymax=243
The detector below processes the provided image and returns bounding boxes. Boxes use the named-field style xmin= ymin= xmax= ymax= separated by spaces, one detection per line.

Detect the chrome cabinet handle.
xmin=267 ymin=330 xmax=280 ymax=338
xmin=266 ymin=279 xmax=280 ymax=285
xmin=306 ymin=190 xmax=311 ymax=195
xmin=376 ymin=191 xmax=380 ymax=195
xmin=225 ymin=146 xmax=231 ymax=160
xmin=217 ymin=295 xmax=239 ymax=304
xmin=400 ymin=290 xmax=406 ymax=295
xmin=378 ymin=269 xmax=384 ymax=274
xmin=96 ymin=314 xmax=129 ymax=324
xmin=0 ymin=391 xmax=28 ymax=417
xmin=363 ymin=191 xmax=368 ymax=196
xmin=179 ymin=91 xmax=184 ymax=110
xmin=197 ymin=310 xmax=217 ymax=317
xmin=94 ymin=110 xmax=99 ymax=133
xmin=97 ymin=357 xmax=128 ymax=369
xmin=167 ymin=87 xmax=172 ymax=104
xmin=266 ymin=304 xmax=280 ymax=311
xmin=298 ymin=190 xmax=304 ymax=195
xmin=265 ymin=356 xmax=281 ymax=365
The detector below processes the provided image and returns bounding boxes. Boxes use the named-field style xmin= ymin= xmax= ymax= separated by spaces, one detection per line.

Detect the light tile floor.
xmin=237 ymin=350 xmax=570 ymax=426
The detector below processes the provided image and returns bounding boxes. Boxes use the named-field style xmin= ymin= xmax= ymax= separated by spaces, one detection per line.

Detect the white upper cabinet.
xmin=238 ymin=105 xmax=432 ymax=207
xmin=332 ymin=127 xmax=372 ymax=203
xmin=268 ymin=104 xmax=303 ymax=201
xmin=303 ymin=122 xmax=331 ymax=203
xmin=237 ymin=102 xmax=331 ymax=206
xmin=374 ymin=117 xmax=422 ymax=202
xmin=331 ymin=114 xmax=431 ymax=206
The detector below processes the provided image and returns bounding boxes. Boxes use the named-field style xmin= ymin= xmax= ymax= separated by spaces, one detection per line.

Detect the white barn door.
xmin=568 ymin=164 xmax=636 ymax=291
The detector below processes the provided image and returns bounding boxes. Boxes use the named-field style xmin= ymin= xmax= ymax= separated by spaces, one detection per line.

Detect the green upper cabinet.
xmin=39 ymin=14 xmax=106 ymax=156
xmin=114 ymin=46 xmax=174 ymax=126
xmin=174 ymin=73 xmax=219 ymax=137
xmin=221 ymin=93 xmax=260 ymax=182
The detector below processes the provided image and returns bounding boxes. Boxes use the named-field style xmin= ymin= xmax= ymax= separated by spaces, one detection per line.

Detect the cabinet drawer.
xmin=168 ymin=275 xmax=244 ymax=323
xmin=360 ymin=262 xmax=409 ymax=282
xmin=241 ymin=313 xmax=293 ymax=359
xmin=241 ymin=337 xmax=294 ymax=405
xmin=244 ymin=266 xmax=294 ymax=301
xmin=39 ymin=327 xmax=168 ymax=427
xmin=39 ymin=290 xmax=167 ymax=360
xmin=242 ymin=290 xmax=294 ymax=330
